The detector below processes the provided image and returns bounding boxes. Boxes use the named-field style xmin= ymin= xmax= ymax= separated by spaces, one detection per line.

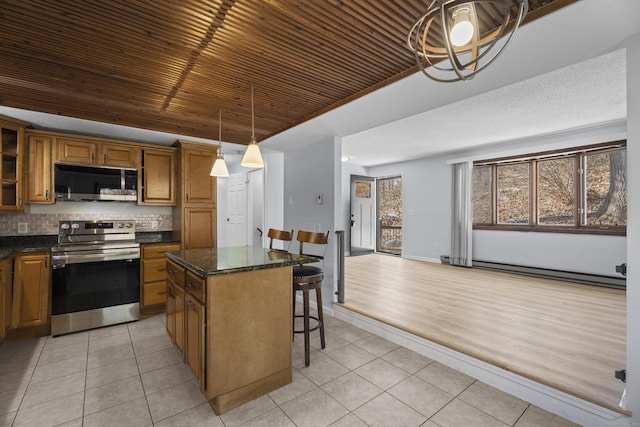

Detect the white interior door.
xmin=350 ymin=175 xmax=375 ymax=255
xmin=227 ymin=173 xmax=247 ymax=246
xmin=247 ymin=169 xmax=264 ymax=247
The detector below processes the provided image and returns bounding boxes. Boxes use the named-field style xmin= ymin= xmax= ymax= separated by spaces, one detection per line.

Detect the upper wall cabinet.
xmin=26 ymin=132 xmax=54 ymax=204
xmin=56 ymin=136 xmax=141 ymax=169
xmin=0 ymin=116 xmax=27 ymax=212
xmin=139 ymin=148 xmax=176 ymax=205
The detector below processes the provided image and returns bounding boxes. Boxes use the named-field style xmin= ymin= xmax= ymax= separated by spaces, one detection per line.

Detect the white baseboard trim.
xmin=402 ymin=254 xmax=442 ymax=264
xmin=332 ymin=304 xmax=630 ymax=427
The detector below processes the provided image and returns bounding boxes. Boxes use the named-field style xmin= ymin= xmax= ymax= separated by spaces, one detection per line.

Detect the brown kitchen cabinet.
xmin=0 ymin=258 xmax=13 ymax=342
xmin=0 ymin=115 xmax=27 ymax=212
xmin=140 ymin=148 xmax=176 ymax=205
xmin=56 ymin=136 xmax=141 ymax=168
xmin=27 ymin=132 xmax=54 ymax=204
xmin=11 ymin=253 xmax=50 ymax=330
xmin=185 ymin=288 xmax=205 ymax=392
xmin=172 ymin=140 xmax=218 ymax=250
xmin=166 ymin=259 xmax=186 ymax=353
xmin=141 ymin=243 xmax=180 ymax=314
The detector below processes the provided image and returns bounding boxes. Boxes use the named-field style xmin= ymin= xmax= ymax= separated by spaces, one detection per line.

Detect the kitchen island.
xmin=165 ymin=246 xmax=318 ymax=414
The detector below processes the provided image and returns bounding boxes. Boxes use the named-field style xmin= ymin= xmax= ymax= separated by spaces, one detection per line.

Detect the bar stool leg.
xmin=315 ymin=287 xmax=325 ymax=349
xmin=303 ymin=289 xmax=311 ymax=367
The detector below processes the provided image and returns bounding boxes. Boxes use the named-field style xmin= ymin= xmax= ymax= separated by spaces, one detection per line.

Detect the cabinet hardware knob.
xmin=91 ymin=153 xmax=95 ymax=163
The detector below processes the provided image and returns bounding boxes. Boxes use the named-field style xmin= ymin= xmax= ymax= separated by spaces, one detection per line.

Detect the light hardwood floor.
xmin=341 ymin=254 xmax=626 ymax=413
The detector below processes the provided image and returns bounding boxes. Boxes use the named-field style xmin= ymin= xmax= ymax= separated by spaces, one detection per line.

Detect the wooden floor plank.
xmin=341 ymin=254 xmax=626 ymax=412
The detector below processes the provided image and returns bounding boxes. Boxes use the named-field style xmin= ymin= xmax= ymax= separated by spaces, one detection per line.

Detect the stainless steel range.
xmin=51 ymin=220 xmax=140 ymax=336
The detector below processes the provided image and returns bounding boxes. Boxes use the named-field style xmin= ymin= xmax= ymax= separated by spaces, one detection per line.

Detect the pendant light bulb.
xmin=210 ymin=109 xmax=229 ymax=177
xmin=241 ymin=84 xmax=264 ymax=169
xmin=450 ymin=7 xmax=474 ymax=47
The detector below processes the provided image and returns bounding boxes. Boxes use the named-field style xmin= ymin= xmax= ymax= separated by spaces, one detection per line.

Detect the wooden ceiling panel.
xmin=0 ymin=0 xmax=577 ymax=145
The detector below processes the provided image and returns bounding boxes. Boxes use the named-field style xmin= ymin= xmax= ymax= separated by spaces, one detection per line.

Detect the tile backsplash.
xmin=0 ymin=212 xmax=172 ymax=236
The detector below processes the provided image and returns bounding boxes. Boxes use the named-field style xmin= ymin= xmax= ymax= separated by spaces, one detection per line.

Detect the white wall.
xmin=263 ymin=151 xmax=285 ymax=249
xmin=625 ymin=33 xmax=640 ymax=424
xmin=341 ymin=162 xmax=368 ymax=254
xmin=284 ymin=138 xmax=338 ymax=309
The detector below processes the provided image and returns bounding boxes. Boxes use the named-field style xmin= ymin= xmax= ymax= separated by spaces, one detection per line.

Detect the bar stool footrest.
xmin=293 ymin=314 xmax=322 ymax=334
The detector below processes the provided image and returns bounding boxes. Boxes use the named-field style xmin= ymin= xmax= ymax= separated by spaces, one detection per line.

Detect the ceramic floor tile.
xmin=352 ymin=334 xmax=399 ymax=357
xmin=321 ymin=371 xmax=382 ymax=411
xmin=141 ymin=361 xmax=194 ymax=395
xmin=0 ymin=369 xmax=32 ymax=395
xmin=132 ymin=333 xmax=175 ymax=358
xmin=459 ymin=381 xmax=529 ymax=425
xmin=381 ymin=346 xmax=434 ymax=374
xmin=82 ymin=396 xmax=152 ymax=427
xmin=0 ymin=411 xmax=16 ymax=427
xmin=239 ymin=407 xmax=296 ymax=427
xmin=136 ymin=346 xmax=184 ymax=374
xmin=44 ymin=331 xmax=89 ymax=349
xmin=87 ymin=331 xmax=132 ymax=354
xmin=84 ymin=375 xmax=145 ymax=415
xmin=431 ymin=398 xmax=510 ymax=427
xmin=219 ymin=395 xmax=277 ymax=427
xmin=328 ymin=413 xmax=368 ymax=427
xmin=146 ymin=378 xmax=207 ymax=423
xmin=37 ymin=340 xmax=88 ymax=366
xmin=354 ymin=358 xmax=411 ymax=390
xmin=30 ymin=354 xmax=86 ymax=384
xmin=12 ymin=390 xmax=84 ymax=427
xmin=329 ymin=325 xmax=373 ymax=344
xmin=280 ymin=388 xmax=349 ymax=427
xmin=268 ymin=369 xmax=317 ymax=406
xmin=0 ymin=337 xmax=45 ymax=362
xmin=20 ymin=370 xmax=86 ymax=409
xmin=89 ymin=323 xmax=130 ymax=340
xmin=514 ymin=405 xmax=582 ymax=427
xmin=86 ymin=357 xmax=140 ymax=389
xmin=326 ymin=344 xmax=377 ymax=370
xmin=387 ymin=375 xmax=454 ymax=418
xmin=292 ymin=339 xmax=324 ymax=368
xmin=86 ymin=342 xmax=135 ymax=370
xmin=310 ymin=332 xmax=350 ymax=354
xmin=353 ymin=392 xmax=427 ymax=427
xmin=297 ymin=354 xmax=350 ymax=386
xmin=56 ymin=418 xmax=83 ymax=427
xmin=416 ymin=362 xmax=475 ymax=396
xmin=154 ymin=402 xmax=224 ymax=427
xmin=0 ymin=386 xmax=26 ymax=416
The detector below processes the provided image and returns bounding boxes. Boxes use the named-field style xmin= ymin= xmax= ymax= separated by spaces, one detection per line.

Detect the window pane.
xmin=497 ymin=163 xmax=529 ymax=224
xmin=472 ymin=166 xmax=492 ymax=224
xmin=537 ymin=158 xmax=575 ymax=225
xmin=585 ymin=150 xmax=627 ymax=226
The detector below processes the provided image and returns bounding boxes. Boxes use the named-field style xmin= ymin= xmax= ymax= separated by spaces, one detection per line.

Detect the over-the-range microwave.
xmin=54 ymin=164 xmax=138 ymax=202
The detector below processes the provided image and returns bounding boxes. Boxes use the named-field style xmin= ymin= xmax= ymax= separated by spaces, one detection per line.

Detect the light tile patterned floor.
xmin=0 ymin=310 xmax=581 ymax=427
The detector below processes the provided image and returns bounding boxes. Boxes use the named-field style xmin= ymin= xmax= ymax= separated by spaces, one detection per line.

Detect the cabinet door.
xmin=12 ymin=254 xmax=50 ymax=329
xmin=28 ymin=134 xmax=54 ymax=203
xmin=183 ymin=149 xmax=216 ymax=205
xmin=185 ymin=293 xmax=205 ymax=392
xmin=56 ymin=137 xmax=98 ymax=165
xmin=1 ymin=123 xmax=24 ymax=211
xmin=175 ymin=284 xmax=185 ymax=353
xmin=184 ymin=208 xmax=216 ymax=250
xmin=142 ymin=149 xmax=175 ymax=205
xmin=166 ymin=282 xmax=176 ymax=343
xmin=0 ymin=259 xmax=12 ymax=341
xmin=101 ymin=144 xmax=140 ymax=168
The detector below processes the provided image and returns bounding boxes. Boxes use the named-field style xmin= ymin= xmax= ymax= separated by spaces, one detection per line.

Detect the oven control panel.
xmin=58 ymin=220 xmax=136 ymax=236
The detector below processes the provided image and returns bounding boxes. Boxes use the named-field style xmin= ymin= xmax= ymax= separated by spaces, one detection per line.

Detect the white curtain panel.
xmin=451 ymin=161 xmax=473 ymax=267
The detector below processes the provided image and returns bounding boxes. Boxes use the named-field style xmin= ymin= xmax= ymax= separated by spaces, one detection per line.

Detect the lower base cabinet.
xmin=0 ymin=258 xmax=13 ymax=342
xmin=185 ymin=292 xmax=205 ymax=393
xmin=166 ymin=280 xmax=185 ymax=353
xmin=12 ymin=253 xmax=50 ymax=330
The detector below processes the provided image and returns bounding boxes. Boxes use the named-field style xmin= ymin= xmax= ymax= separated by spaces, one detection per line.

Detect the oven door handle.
xmin=52 ymin=251 xmax=140 ymax=265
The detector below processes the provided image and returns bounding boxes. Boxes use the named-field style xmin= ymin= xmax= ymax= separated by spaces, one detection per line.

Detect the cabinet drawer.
xmin=185 ymin=270 xmax=205 ymax=303
xmin=144 ymin=258 xmax=168 ymax=283
xmin=166 ymin=260 xmax=185 ymax=287
xmin=143 ymin=281 xmax=167 ymax=306
xmin=143 ymin=243 xmax=180 ymax=259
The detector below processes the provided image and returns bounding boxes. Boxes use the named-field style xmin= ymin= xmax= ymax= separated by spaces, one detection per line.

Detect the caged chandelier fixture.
xmin=407 ymin=0 xmax=528 ymax=82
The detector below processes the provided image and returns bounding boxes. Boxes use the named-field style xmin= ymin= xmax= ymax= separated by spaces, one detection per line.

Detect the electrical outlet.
xmin=18 ymin=222 xmax=29 ymax=234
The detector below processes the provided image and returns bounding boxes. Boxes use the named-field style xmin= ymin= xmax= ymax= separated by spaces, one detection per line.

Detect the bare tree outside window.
xmin=586 ymin=150 xmax=627 ymax=226
xmin=537 ymin=157 xmax=575 ymax=225
xmin=472 ymin=166 xmax=492 ymax=224
xmin=377 ymin=177 xmax=402 ymax=254
xmin=497 ymin=163 xmax=529 ymax=224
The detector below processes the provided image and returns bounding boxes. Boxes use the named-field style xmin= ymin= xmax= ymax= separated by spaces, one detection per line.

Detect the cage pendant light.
xmin=210 ymin=109 xmax=229 ymax=177
xmin=241 ymin=84 xmax=264 ymax=168
xmin=407 ymin=0 xmax=528 ymax=82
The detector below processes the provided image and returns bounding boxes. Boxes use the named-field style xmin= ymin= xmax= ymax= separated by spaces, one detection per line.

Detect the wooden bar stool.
xmin=267 ymin=228 xmax=293 ymax=251
xmin=293 ymin=230 xmax=329 ymax=367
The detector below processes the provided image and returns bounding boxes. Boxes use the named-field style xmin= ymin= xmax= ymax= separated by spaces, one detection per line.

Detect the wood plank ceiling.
xmin=0 ymin=0 xmax=576 ymax=146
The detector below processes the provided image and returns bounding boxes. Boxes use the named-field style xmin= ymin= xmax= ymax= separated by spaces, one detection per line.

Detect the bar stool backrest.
xmin=267 ymin=228 xmax=293 ymax=251
xmin=297 ymin=230 xmax=330 ymax=260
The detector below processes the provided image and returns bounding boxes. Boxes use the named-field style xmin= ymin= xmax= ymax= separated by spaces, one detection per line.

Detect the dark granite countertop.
xmin=136 ymin=231 xmax=181 ymax=245
xmin=166 ymin=246 xmax=319 ymax=278
xmin=0 ymin=235 xmax=58 ymax=260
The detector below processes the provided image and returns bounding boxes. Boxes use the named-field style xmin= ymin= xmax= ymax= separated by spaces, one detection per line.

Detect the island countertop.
xmin=165 ymin=246 xmax=318 ymax=278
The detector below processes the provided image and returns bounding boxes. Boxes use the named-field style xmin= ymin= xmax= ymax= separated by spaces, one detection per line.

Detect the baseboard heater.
xmin=440 ymin=256 xmax=626 ymax=290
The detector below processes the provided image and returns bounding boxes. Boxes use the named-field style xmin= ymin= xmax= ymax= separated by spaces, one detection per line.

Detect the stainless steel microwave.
xmin=54 ymin=164 xmax=138 ymax=201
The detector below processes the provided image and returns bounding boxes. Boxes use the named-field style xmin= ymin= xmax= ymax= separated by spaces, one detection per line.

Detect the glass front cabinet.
xmin=0 ymin=116 xmax=27 ymax=212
